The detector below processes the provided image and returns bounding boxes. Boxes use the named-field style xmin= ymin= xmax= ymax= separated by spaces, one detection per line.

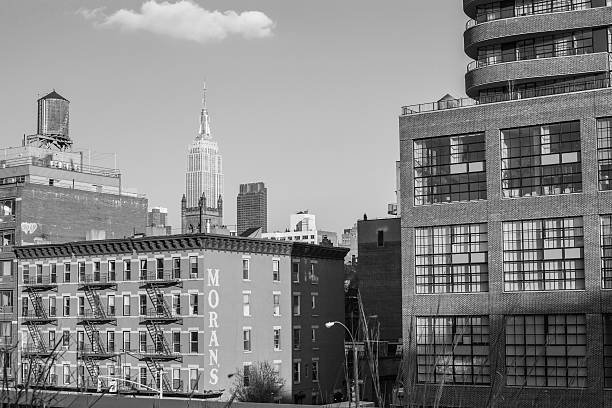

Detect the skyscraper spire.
xmin=198 ymin=82 xmax=211 ymax=138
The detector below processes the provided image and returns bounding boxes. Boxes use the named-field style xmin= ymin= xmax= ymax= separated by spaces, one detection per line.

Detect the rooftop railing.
xmin=465 ymin=1 xmax=594 ymax=29
xmin=0 ymin=156 xmax=120 ymax=178
xmin=401 ymin=76 xmax=612 ymax=115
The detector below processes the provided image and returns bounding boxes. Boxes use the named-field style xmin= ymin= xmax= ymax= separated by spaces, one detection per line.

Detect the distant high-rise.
xmin=237 ymin=182 xmax=267 ymax=234
xmin=182 ymin=83 xmax=224 ymax=233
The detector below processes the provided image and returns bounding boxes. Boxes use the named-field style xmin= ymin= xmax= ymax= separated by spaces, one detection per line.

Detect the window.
xmin=123 ymin=260 xmax=131 ymax=280
xmin=21 ymin=297 xmax=28 ymax=317
xmin=273 ymin=260 xmax=280 ymax=281
xmin=139 ymin=294 xmax=147 ymax=316
xmin=243 ymin=328 xmax=252 ymax=352
xmin=503 ymin=217 xmax=584 ymax=291
xmin=416 ymin=316 xmax=490 ymax=384
xmin=173 ymin=258 xmax=180 ymax=279
xmin=123 ymin=295 xmax=130 ymax=316
xmin=63 ymin=364 xmax=70 ymax=385
xmin=0 ymin=230 xmax=14 ymax=246
xmin=597 ymin=117 xmax=612 ymax=191
xmin=93 ymin=261 xmax=101 ymax=281
xmin=415 ymin=223 xmax=489 ymax=294
xmin=293 ymin=327 xmax=301 ymax=350
xmin=78 ymin=262 xmax=85 ymax=282
xmin=0 ymin=199 xmax=14 ymax=217
xmin=78 ymin=296 xmax=84 ymax=316
xmin=155 ymin=258 xmax=164 ymax=280
xmin=123 ymin=331 xmax=130 ymax=352
xmin=293 ymin=361 xmax=301 ymax=383
xmin=0 ymin=260 xmax=11 ymax=280
xmin=173 ymin=294 xmax=181 ymax=315
xmin=48 ymin=330 xmax=55 ymax=348
xmin=63 ymin=296 xmax=70 ymax=316
xmin=140 ymin=367 xmax=147 ymax=388
xmin=139 ymin=331 xmax=147 ymax=353
xmin=190 ymin=331 xmax=198 ymax=353
xmin=242 ymin=259 xmax=250 ymax=280
xmin=108 ymin=260 xmax=116 ymax=281
xmin=63 ymin=330 xmax=70 ymax=347
xmin=311 ymin=326 xmax=318 ymax=343
xmin=292 ymin=263 xmax=299 ymax=283
xmin=190 ymin=256 xmax=198 ymax=278
xmin=49 ymin=296 xmax=56 ymax=317
xmin=185 ymin=294 xmax=195 ymax=315
xmin=293 ymin=294 xmax=300 ymax=316
xmin=506 ymin=314 xmax=586 ymax=387
xmin=139 ymin=259 xmax=147 ymax=280
xmin=243 ymin=364 xmax=251 ymax=387
xmin=274 ymin=328 xmax=281 ymax=351
xmin=377 ymin=230 xmax=385 ymax=247
xmin=273 ymin=294 xmax=280 ymax=316
xmin=243 ymin=293 xmax=251 ymax=316
xmin=64 ymin=263 xmax=71 ymax=282
xmin=107 ymin=295 xmax=115 ymax=316
xmin=501 ymin=121 xmax=581 ymax=198
xmin=77 ymin=331 xmax=84 ymax=351
xmin=172 ymin=368 xmax=181 ymax=390
xmin=310 ymin=264 xmax=318 ymax=284
xmin=107 ymin=331 xmax=115 ymax=352
xmin=173 ymin=332 xmax=181 ymax=353
xmin=604 ymin=315 xmax=612 ymax=387
xmin=312 ymin=360 xmax=319 ymax=382
xmin=311 ymin=293 xmax=318 ymax=310
xmin=414 ymin=133 xmax=486 ymax=205
xmin=50 ymin=264 xmax=57 ymax=283
xmin=601 ymin=215 xmax=612 ymax=289
xmin=190 ymin=368 xmax=199 ymax=391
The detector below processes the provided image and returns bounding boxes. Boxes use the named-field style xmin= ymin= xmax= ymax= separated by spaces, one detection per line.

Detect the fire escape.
xmin=138 ymin=262 xmax=182 ymax=392
xmin=21 ymin=271 xmax=57 ymax=385
xmin=76 ymin=268 xmax=117 ymax=389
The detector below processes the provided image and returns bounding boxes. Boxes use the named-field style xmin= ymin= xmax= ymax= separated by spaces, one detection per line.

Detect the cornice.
xmin=14 ymin=233 xmax=293 ymax=260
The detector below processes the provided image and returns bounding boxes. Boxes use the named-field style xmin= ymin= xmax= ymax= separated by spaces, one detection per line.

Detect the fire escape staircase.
xmin=77 ymin=276 xmax=117 ymax=388
xmin=138 ymin=272 xmax=182 ymax=392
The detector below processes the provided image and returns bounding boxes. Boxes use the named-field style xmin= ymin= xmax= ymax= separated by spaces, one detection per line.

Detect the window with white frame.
xmin=243 ymin=292 xmax=251 ymax=316
xmin=274 ymin=328 xmax=281 ymax=351
xmin=242 ymin=259 xmax=250 ymax=280
xmin=273 ymin=293 xmax=280 ymax=316
xmin=243 ymin=328 xmax=252 ymax=352
xmin=273 ymin=259 xmax=280 ymax=281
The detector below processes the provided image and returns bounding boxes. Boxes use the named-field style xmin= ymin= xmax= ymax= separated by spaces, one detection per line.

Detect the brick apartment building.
xmin=11 ymin=234 xmax=346 ymax=404
xmin=400 ymin=1 xmax=612 ymax=406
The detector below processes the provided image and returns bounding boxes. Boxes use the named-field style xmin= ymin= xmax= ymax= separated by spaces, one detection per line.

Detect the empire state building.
xmin=181 ymin=84 xmax=224 ymax=233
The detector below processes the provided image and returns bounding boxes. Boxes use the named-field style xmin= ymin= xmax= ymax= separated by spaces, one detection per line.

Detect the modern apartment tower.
xmin=237 ymin=182 xmax=268 ymax=235
xmin=400 ymin=1 xmax=612 ymax=407
xmin=182 ymin=84 xmax=224 ymax=233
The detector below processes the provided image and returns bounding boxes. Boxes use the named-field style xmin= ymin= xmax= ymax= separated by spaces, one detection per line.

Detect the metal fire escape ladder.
xmin=144 ymin=359 xmax=172 ymax=392
xmin=79 ymin=284 xmax=112 ymax=387
xmin=26 ymin=292 xmax=48 ymax=353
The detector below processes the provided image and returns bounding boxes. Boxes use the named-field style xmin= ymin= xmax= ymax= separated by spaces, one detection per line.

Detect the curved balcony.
xmin=464 ymin=0 xmax=598 ymax=18
xmin=465 ymin=6 xmax=612 ymax=58
xmin=465 ymin=52 xmax=609 ymax=97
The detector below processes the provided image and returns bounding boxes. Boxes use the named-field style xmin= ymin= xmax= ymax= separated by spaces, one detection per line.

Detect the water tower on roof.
xmin=27 ymin=90 xmax=72 ymax=151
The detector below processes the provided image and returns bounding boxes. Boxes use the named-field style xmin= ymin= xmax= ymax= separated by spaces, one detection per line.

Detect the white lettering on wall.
xmin=206 ymin=268 xmax=220 ymax=385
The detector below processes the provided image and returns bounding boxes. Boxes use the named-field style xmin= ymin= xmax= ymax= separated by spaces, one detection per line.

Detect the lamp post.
xmin=325 ymin=321 xmax=359 ymax=408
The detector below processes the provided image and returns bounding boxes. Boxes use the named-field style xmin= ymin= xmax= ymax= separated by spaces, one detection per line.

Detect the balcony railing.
xmin=77 ymin=345 xmax=116 ymax=357
xmin=401 ymin=76 xmax=612 ymax=115
xmin=139 ymin=271 xmax=181 ymax=284
xmin=77 ymin=310 xmax=116 ymax=321
xmin=140 ymin=307 xmax=182 ymax=320
xmin=467 ymin=47 xmax=595 ymax=72
xmin=22 ymin=311 xmax=53 ymax=321
xmin=78 ymin=274 xmax=116 ymax=286
xmin=137 ymin=345 xmax=181 ymax=359
xmin=465 ymin=1 xmax=594 ymax=29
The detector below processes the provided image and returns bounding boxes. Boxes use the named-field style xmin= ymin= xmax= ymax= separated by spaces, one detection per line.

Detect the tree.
xmin=231 ymin=361 xmax=285 ymax=403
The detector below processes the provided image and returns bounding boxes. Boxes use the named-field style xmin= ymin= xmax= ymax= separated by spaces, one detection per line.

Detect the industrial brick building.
xmin=11 ymin=234 xmax=347 ymax=403
xmin=400 ymin=1 xmax=612 ymax=406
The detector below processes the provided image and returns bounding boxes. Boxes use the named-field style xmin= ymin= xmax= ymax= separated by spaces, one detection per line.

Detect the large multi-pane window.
xmin=604 ymin=315 xmax=612 ymax=387
xmin=506 ymin=315 xmax=587 ymax=388
xmin=413 ymin=133 xmax=486 ymax=205
xmin=503 ymin=217 xmax=584 ymax=291
xmin=475 ymin=0 xmax=591 ymax=24
xmin=596 ymin=117 xmax=612 ymax=191
xmin=501 ymin=121 xmax=582 ymax=198
xmin=601 ymin=215 xmax=612 ymax=288
xmin=416 ymin=316 xmax=490 ymax=384
xmin=415 ymin=223 xmax=488 ymax=294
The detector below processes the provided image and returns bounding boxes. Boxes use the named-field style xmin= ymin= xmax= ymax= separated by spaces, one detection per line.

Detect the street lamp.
xmin=325 ymin=321 xmax=359 ymax=408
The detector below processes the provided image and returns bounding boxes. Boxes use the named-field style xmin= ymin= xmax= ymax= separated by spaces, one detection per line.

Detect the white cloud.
xmin=80 ymin=0 xmax=275 ymax=43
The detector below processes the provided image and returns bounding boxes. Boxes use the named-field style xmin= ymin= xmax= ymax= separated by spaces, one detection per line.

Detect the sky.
xmin=0 ymin=1 xmax=469 ymax=235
